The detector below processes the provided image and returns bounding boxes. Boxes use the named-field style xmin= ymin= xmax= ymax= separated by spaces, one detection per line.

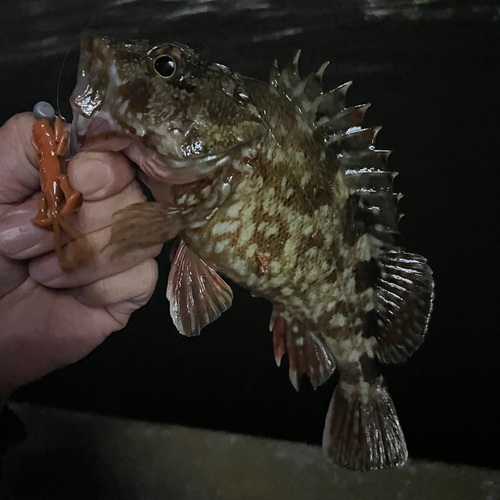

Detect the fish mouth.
xmin=70 ymin=100 xmax=253 ymax=186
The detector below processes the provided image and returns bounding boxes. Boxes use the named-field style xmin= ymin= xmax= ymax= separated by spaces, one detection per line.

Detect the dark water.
xmin=1 ymin=0 xmax=499 ymax=470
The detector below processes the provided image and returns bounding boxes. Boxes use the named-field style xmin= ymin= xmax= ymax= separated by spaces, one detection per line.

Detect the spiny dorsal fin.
xmin=316 ymin=103 xmax=370 ymax=134
xmin=271 ymin=53 xmax=434 ymax=371
xmin=268 ymin=56 xmax=388 ymax=177
xmin=270 ymin=51 xmax=331 ymax=124
xmin=270 ymin=53 xmax=402 ymax=247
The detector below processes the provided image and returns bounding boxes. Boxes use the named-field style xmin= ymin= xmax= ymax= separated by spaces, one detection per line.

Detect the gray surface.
xmin=32 ymin=101 xmax=56 ymax=120
xmin=2 ymin=403 xmax=499 ymax=500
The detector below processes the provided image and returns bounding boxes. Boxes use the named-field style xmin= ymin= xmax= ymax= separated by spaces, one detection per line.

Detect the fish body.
xmin=71 ymin=32 xmax=434 ymax=471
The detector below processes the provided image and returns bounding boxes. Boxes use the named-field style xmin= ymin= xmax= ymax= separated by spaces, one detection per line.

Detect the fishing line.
xmin=56 ymin=9 xmax=104 ymax=119
xmin=55 ymin=42 xmax=77 ymax=120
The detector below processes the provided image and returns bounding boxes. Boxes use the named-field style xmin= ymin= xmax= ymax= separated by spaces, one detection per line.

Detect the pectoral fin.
xmin=107 ymin=202 xmax=181 ymax=256
xmin=167 ymin=239 xmax=233 ymax=336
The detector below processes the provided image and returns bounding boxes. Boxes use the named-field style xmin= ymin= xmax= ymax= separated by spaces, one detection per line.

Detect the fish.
xmin=70 ymin=31 xmax=434 ymax=471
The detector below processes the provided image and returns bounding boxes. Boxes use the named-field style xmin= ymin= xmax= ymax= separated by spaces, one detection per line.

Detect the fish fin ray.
xmin=368 ymin=250 xmax=434 ymax=363
xmin=107 ymin=202 xmax=180 ymax=256
xmin=270 ymin=56 xmax=348 ymax=126
xmin=316 ymin=103 xmax=371 ymax=135
xmin=302 ymin=70 xmax=402 ymax=248
xmin=270 ymin=55 xmax=398 ymax=207
xmin=322 ymin=377 xmax=407 ymax=471
xmin=344 ymin=191 xmax=401 ymax=246
xmin=270 ymin=307 xmax=287 ymax=367
xmin=270 ymin=308 xmax=336 ymax=389
xmin=167 ymin=239 xmax=233 ymax=337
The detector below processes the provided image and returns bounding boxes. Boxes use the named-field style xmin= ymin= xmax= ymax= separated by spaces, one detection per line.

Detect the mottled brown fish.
xmin=71 ymin=32 xmax=434 ymax=471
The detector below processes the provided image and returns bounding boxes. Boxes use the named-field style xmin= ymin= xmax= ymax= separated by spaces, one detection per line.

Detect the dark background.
xmin=1 ymin=0 xmax=499 ymax=470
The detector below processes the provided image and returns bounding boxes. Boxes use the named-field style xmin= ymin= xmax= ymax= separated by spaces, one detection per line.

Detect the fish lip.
xmin=70 ymin=105 xmax=259 ymax=185
xmin=71 ymin=98 xmax=257 ymax=162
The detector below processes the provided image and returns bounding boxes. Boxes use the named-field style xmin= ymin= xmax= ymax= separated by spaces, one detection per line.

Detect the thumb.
xmin=0 ymin=112 xmax=39 ymax=206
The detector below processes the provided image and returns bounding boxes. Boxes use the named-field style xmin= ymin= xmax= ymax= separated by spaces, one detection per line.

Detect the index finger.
xmin=0 ymin=113 xmax=38 ymax=206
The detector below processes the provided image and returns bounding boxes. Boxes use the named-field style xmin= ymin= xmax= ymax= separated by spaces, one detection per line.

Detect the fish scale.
xmin=71 ymin=32 xmax=434 ymax=472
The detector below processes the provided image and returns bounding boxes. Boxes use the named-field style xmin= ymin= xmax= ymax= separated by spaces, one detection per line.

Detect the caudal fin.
xmin=322 ymin=377 xmax=407 ymax=471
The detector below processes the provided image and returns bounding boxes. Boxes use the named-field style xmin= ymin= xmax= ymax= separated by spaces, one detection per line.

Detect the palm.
xmin=0 ymin=114 xmax=160 ymax=395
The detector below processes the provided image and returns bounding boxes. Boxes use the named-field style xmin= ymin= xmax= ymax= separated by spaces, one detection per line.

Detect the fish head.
xmin=71 ymin=31 xmax=266 ymax=188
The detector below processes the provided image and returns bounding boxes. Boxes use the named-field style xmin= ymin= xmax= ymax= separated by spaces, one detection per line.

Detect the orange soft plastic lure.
xmin=31 ymin=101 xmax=90 ymax=268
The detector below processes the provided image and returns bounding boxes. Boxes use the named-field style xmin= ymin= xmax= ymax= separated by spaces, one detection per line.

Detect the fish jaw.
xmin=70 ymin=31 xmax=267 ymax=190
xmin=70 ymin=107 xmax=207 ymax=185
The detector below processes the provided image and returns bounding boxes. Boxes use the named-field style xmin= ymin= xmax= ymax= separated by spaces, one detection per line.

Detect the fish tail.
xmin=322 ymin=375 xmax=407 ymax=471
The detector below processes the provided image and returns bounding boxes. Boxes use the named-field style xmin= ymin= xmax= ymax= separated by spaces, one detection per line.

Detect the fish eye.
xmin=153 ymin=55 xmax=176 ymax=79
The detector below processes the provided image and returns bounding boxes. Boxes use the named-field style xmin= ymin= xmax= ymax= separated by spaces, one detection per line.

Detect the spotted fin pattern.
xmin=272 ymin=52 xmax=433 ymax=348
xmin=271 ymin=53 xmax=400 ymax=246
xmin=71 ymin=36 xmax=434 ymax=473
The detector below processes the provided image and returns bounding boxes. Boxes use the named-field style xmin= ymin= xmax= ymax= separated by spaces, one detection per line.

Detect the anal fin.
xmin=167 ymin=239 xmax=233 ymax=336
xmin=270 ymin=308 xmax=336 ymax=390
xmin=322 ymin=376 xmax=407 ymax=471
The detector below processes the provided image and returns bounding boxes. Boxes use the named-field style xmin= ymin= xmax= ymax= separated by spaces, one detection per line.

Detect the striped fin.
xmin=270 ymin=51 xmax=335 ymax=125
xmin=167 ymin=239 xmax=233 ymax=337
xmin=365 ymin=250 xmax=435 ymax=364
xmin=268 ymin=54 xmax=397 ymax=202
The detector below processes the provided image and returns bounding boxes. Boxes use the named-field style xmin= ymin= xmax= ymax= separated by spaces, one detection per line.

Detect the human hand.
xmin=0 ymin=113 xmax=161 ymax=395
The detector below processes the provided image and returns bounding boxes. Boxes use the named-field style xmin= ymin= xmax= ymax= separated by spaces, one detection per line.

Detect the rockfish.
xmin=71 ymin=32 xmax=434 ymax=471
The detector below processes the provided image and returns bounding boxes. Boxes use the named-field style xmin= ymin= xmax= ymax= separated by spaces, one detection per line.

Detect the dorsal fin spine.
xmin=269 ymin=54 xmax=402 ymax=253
xmin=316 ymin=61 xmax=330 ymax=80
xmin=292 ymin=49 xmax=301 ymax=73
xmin=269 ymin=59 xmax=280 ymax=87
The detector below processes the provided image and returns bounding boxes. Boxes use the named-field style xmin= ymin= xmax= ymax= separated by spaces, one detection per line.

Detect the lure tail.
xmin=52 ymin=214 xmax=92 ymax=269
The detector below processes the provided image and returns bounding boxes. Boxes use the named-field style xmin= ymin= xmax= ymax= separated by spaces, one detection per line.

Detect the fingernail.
xmin=73 ymin=159 xmax=113 ymax=197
